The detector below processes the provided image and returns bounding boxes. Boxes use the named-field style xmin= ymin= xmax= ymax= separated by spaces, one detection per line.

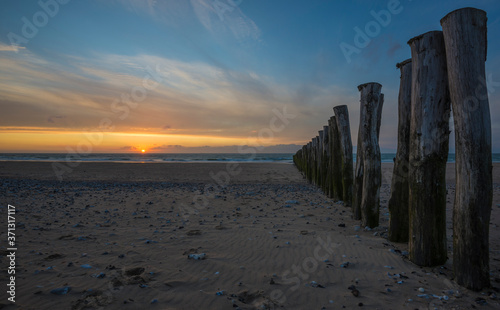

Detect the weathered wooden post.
xmin=318 ymin=130 xmax=324 ymax=188
xmin=388 ymin=59 xmax=412 ymax=243
xmin=321 ymin=125 xmax=330 ymax=195
xmin=352 ymin=134 xmax=363 ymax=220
xmin=306 ymin=142 xmax=312 ymax=183
xmin=333 ymin=105 xmax=353 ymax=207
xmin=408 ymin=31 xmax=450 ymax=266
xmin=327 ymin=117 xmax=335 ymax=198
xmin=441 ymin=8 xmax=492 ymax=290
xmin=313 ymin=136 xmax=320 ymax=185
xmin=357 ymin=83 xmax=383 ymax=228
xmin=331 ymin=116 xmax=343 ymax=201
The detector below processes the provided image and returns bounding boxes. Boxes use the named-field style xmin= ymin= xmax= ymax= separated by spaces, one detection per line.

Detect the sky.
xmin=0 ymin=0 xmax=499 ymax=153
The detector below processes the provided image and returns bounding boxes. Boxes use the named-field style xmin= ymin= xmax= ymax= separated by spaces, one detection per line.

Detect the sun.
xmin=141 ymin=149 xmax=146 ymax=153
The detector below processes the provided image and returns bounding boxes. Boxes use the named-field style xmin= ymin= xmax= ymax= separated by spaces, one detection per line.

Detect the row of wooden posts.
xmin=293 ymin=8 xmax=492 ymax=291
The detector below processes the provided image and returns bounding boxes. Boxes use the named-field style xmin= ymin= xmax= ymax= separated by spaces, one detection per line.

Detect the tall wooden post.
xmin=388 ymin=59 xmax=412 ymax=243
xmin=318 ymin=130 xmax=324 ymax=188
xmin=306 ymin=142 xmax=312 ymax=183
xmin=333 ymin=105 xmax=353 ymax=208
xmin=327 ymin=117 xmax=335 ymax=198
xmin=313 ymin=136 xmax=320 ymax=185
xmin=408 ymin=31 xmax=450 ymax=267
xmin=321 ymin=125 xmax=330 ymax=195
xmin=357 ymin=83 xmax=383 ymax=228
xmin=331 ymin=116 xmax=343 ymax=201
xmin=441 ymin=8 xmax=492 ymax=290
xmin=352 ymin=132 xmax=363 ymax=220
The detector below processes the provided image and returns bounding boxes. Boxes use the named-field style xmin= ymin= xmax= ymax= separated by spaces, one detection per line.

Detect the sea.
xmin=2 ymin=153 xmax=500 ymax=163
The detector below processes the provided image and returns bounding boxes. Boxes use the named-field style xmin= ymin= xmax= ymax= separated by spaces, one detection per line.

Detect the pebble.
xmin=188 ymin=253 xmax=206 ymax=260
xmin=418 ymin=287 xmax=425 ymax=293
xmin=50 ymin=286 xmax=71 ymax=295
xmin=215 ymin=290 xmax=225 ymax=296
xmin=80 ymin=264 xmax=92 ymax=269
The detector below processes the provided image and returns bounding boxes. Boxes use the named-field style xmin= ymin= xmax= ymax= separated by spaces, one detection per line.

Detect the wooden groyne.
xmin=293 ymin=7 xmax=493 ymax=291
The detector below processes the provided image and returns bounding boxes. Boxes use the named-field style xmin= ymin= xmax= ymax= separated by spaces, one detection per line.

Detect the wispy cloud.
xmin=0 ymin=47 xmax=362 ymax=149
xmin=47 ymin=115 xmax=66 ymax=123
xmin=0 ymin=42 xmax=25 ymax=52
xmin=106 ymin=0 xmax=261 ymax=45
xmin=190 ymin=0 xmax=261 ymax=43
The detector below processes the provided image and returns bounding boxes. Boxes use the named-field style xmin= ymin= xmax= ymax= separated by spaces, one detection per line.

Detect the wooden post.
xmin=331 ymin=116 xmax=343 ymax=201
xmin=321 ymin=125 xmax=330 ymax=195
xmin=313 ymin=136 xmax=320 ymax=185
xmin=352 ymin=132 xmax=363 ymax=220
xmin=327 ymin=117 xmax=335 ymax=198
xmin=333 ymin=105 xmax=354 ymax=208
xmin=388 ymin=59 xmax=412 ymax=243
xmin=318 ymin=130 xmax=324 ymax=188
xmin=306 ymin=142 xmax=312 ymax=183
xmin=441 ymin=8 xmax=492 ymax=290
xmin=408 ymin=31 xmax=450 ymax=267
xmin=357 ymin=82 xmax=383 ymax=228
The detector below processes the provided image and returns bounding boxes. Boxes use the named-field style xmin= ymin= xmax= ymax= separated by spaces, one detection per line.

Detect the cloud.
xmin=0 ymin=48 xmax=365 ymax=148
xmin=190 ymin=0 xmax=261 ymax=44
xmin=47 ymin=115 xmax=66 ymax=123
xmin=0 ymin=42 xmax=25 ymax=52
xmin=387 ymin=42 xmax=402 ymax=57
xmin=104 ymin=0 xmax=261 ymax=45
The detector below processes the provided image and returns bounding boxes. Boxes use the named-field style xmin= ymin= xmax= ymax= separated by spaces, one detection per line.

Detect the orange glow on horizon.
xmin=0 ymin=129 xmax=291 ymax=153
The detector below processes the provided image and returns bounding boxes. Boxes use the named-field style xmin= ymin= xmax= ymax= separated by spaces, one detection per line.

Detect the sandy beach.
xmin=1 ymin=162 xmax=499 ymax=309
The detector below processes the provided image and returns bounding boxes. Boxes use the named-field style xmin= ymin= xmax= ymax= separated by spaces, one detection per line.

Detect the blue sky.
xmin=0 ymin=0 xmax=499 ymax=152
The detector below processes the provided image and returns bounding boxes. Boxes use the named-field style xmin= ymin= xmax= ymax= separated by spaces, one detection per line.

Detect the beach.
xmin=1 ymin=162 xmax=499 ymax=309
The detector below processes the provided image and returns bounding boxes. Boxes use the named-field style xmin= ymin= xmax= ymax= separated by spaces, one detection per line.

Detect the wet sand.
xmin=0 ymin=162 xmax=499 ymax=309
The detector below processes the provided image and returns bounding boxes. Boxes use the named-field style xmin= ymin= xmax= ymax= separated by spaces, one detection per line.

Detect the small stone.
xmin=418 ymin=287 xmax=425 ymax=293
xmin=270 ymin=278 xmax=275 ymax=285
xmin=50 ymin=286 xmax=71 ymax=295
xmin=352 ymin=289 xmax=360 ymax=297
xmin=188 ymin=253 xmax=206 ymax=260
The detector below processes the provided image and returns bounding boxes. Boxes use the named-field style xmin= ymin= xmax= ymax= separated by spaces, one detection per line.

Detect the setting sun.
xmin=141 ymin=149 xmax=146 ymax=153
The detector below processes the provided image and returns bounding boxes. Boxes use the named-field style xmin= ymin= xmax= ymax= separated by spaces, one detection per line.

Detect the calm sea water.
xmin=1 ymin=153 xmax=500 ymax=163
